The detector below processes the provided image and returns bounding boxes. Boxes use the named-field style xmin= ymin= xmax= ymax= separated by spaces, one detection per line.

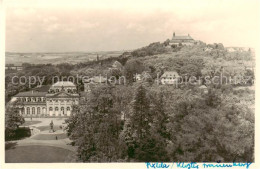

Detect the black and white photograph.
xmin=1 ymin=0 xmax=259 ymax=168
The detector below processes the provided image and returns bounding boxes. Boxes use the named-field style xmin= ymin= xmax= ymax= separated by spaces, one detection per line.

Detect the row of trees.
xmin=66 ymin=83 xmax=254 ymax=162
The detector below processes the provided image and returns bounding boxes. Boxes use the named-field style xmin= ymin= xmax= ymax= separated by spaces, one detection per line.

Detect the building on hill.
xmin=169 ymin=32 xmax=196 ymax=46
xmin=11 ymin=81 xmax=80 ymax=117
xmin=161 ymin=71 xmax=180 ymax=85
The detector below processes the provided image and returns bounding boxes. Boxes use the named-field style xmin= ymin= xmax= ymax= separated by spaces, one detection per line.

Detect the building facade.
xmin=12 ymin=81 xmax=79 ymax=117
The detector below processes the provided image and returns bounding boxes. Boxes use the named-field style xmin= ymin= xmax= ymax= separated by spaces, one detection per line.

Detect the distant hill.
xmin=5 ymin=51 xmax=127 ymax=65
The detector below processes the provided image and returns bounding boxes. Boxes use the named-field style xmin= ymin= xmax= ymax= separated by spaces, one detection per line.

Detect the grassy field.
xmin=20 ymin=121 xmax=41 ymax=126
xmin=5 ymin=145 xmax=74 ymax=163
xmin=36 ymin=125 xmax=62 ymax=131
xmin=31 ymin=133 xmax=68 ymax=140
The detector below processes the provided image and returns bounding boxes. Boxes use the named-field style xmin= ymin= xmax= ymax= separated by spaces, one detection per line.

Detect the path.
xmin=6 ymin=118 xmax=77 ymax=161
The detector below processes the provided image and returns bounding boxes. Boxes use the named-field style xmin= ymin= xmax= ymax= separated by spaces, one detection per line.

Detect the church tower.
xmin=173 ymin=32 xmax=175 ymax=38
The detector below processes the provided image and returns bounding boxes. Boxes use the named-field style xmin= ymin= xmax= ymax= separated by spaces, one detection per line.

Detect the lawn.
xmin=36 ymin=125 xmax=63 ymax=131
xmin=32 ymin=133 xmax=68 ymax=140
xmin=5 ymin=145 xmax=75 ymax=163
xmin=20 ymin=121 xmax=41 ymax=126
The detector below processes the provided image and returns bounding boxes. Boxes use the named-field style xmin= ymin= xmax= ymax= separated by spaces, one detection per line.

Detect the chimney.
xmin=173 ymin=32 xmax=175 ymax=37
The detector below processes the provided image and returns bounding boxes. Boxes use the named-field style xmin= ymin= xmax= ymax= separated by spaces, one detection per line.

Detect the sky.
xmin=5 ymin=0 xmax=260 ymax=52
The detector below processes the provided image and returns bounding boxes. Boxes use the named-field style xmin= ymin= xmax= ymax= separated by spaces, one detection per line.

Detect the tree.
xmin=163 ymin=39 xmax=170 ymax=46
xmin=124 ymin=85 xmax=169 ymax=161
xmin=5 ymin=100 xmax=25 ymax=139
xmin=66 ymin=85 xmax=122 ymax=162
xmin=130 ymin=85 xmax=151 ymax=139
xmin=123 ymin=59 xmax=145 ymax=84
xmin=151 ymin=91 xmax=170 ymax=139
xmin=179 ymin=63 xmax=202 ymax=78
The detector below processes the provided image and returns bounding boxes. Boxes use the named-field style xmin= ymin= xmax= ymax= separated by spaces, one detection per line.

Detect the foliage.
xmin=123 ymin=59 xmax=145 ymax=84
xmin=5 ymin=100 xmax=25 ymax=139
xmin=66 ymin=85 xmax=122 ymax=162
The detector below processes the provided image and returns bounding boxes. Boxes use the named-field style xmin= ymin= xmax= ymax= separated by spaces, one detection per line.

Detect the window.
xmin=55 ymin=107 xmax=59 ymax=111
xmin=37 ymin=107 xmax=41 ymax=114
xmin=42 ymin=107 xmax=46 ymax=113
xmin=38 ymin=98 xmax=41 ymax=102
xmin=32 ymin=107 xmax=35 ymax=115
xmin=67 ymin=107 xmax=70 ymax=111
xmin=28 ymin=98 xmax=31 ymax=102
xmin=49 ymin=107 xmax=53 ymax=111
xmin=27 ymin=107 xmax=30 ymax=114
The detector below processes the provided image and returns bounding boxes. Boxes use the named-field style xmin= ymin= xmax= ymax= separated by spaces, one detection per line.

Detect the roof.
xmin=15 ymin=91 xmax=47 ymax=97
xmin=33 ymin=85 xmax=51 ymax=92
xmin=172 ymin=35 xmax=194 ymax=40
xmin=161 ymin=71 xmax=179 ymax=78
xmin=52 ymin=81 xmax=75 ymax=87
xmin=46 ymin=91 xmax=79 ymax=98
xmin=83 ymin=76 xmax=107 ymax=83
xmin=199 ymin=85 xmax=207 ymax=89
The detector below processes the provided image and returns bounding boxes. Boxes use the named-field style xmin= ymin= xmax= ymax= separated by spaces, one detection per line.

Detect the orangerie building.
xmin=11 ymin=81 xmax=81 ymax=117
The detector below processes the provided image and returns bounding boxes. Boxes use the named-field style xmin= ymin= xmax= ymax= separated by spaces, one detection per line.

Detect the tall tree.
xmin=130 ymin=85 xmax=151 ymax=139
xmin=5 ymin=100 xmax=25 ymax=139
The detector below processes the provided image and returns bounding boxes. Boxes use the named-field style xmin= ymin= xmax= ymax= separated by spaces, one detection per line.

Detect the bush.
xmin=5 ymin=127 xmax=31 ymax=141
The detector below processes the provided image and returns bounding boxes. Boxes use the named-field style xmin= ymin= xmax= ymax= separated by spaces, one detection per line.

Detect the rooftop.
xmin=33 ymin=85 xmax=51 ymax=92
xmin=161 ymin=71 xmax=180 ymax=78
xmin=52 ymin=81 xmax=76 ymax=87
xmin=199 ymin=85 xmax=207 ymax=89
xmin=172 ymin=35 xmax=194 ymax=40
xmin=83 ymin=76 xmax=107 ymax=83
xmin=172 ymin=32 xmax=194 ymax=40
xmin=15 ymin=91 xmax=47 ymax=97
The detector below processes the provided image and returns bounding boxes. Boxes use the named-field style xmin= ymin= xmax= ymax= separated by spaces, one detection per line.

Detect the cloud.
xmin=13 ymin=8 xmax=36 ymax=17
xmin=126 ymin=23 xmax=145 ymax=32
xmin=79 ymin=21 xmax=100 ymax=29
xmin=45 ymin=23 xmax=61 ymax=32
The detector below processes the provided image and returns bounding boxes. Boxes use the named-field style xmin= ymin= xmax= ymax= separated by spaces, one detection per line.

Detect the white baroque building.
xmin=12 ymin=81 xmax=80 ymax=117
